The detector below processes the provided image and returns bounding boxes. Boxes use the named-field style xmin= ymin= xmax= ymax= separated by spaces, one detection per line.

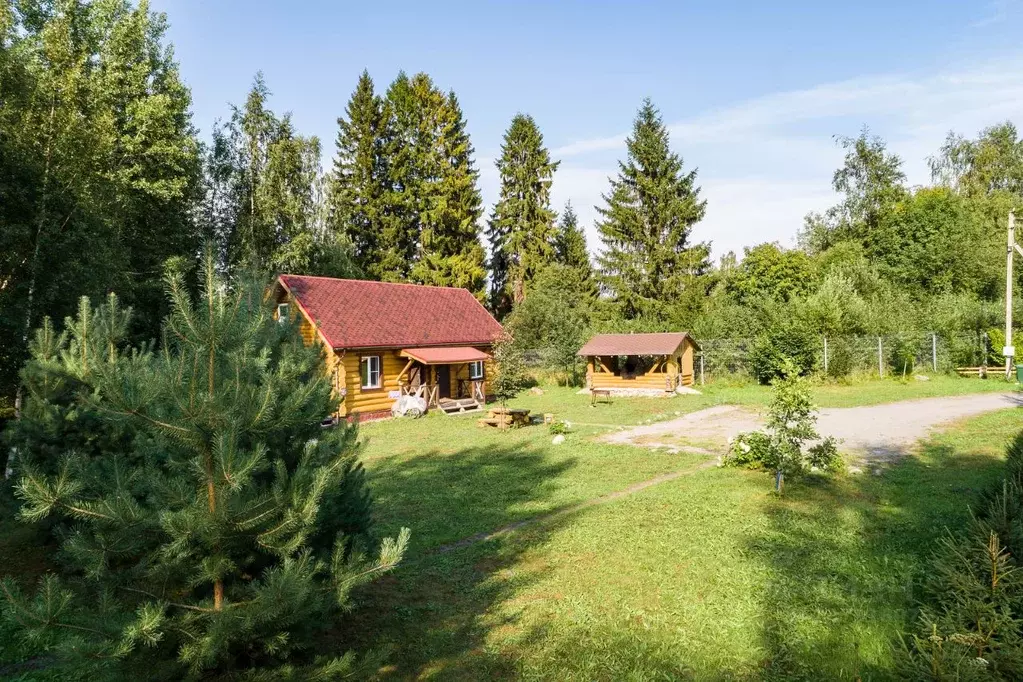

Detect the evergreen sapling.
xmin=1 ymin=255 xmax=408 ymax=680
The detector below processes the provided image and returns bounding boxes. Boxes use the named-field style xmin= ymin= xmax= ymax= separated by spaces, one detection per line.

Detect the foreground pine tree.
xmin=1 ymin=255 xmax=408 ymax=680
xmin=596 ymin=99 xmax=710 ymax=322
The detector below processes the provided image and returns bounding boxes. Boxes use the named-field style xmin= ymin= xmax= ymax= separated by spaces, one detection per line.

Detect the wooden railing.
xmin=457 ymin=379 xmax=486 ymax=403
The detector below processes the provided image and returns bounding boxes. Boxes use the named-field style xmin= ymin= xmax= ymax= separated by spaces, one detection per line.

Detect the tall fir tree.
xmin=554 ymin=201 xmax=593 ymax=276
xmin=376 ymin=72 xmax=486 ymax=295
xmin=377 ymin=72 xmax=424 ymax=281
xmin=2 ymin=254 xmax=407 ymax=679
xmin=326 ymin=70 xmax=387 ymax=277
xmin=411 ymin=91 xmax=487 ymax=299
xmin=487 ymin=114 xmax=560 ymax=317
xmin=596 ymin=99 xmax=710 ymax=322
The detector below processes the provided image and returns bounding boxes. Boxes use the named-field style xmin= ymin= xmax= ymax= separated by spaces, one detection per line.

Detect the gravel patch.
xmin=604 ymin=392 xmax=1023 ymax=462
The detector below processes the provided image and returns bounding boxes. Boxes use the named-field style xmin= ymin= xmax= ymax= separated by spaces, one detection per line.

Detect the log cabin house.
xmin=578 ymin=332 xmax=700 ymax=392
xmin=273 ymin=275 xmax=503 ymax=420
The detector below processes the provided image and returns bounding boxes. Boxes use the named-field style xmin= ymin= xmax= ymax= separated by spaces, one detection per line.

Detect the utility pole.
xmin=1006 ymin=211 xmax=1020 ymax=379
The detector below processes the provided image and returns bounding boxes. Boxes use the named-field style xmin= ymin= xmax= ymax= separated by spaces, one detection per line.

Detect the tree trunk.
xmin=775 ymin=470 xmax=784 ymax=494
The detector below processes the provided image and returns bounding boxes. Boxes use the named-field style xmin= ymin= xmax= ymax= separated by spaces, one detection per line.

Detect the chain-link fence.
xmin=699 ymin=331 xmax=998 ymax=382
xmin=520 ymin=331 xmax=1002 ymax=385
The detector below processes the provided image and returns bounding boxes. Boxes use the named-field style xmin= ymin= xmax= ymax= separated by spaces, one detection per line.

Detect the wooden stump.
xmin=478 ymin=407 xmax=531 ymax=429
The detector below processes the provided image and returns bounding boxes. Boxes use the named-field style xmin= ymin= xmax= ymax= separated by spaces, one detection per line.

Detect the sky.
xmin=152 ymin=0 xmax=1023 ymax=260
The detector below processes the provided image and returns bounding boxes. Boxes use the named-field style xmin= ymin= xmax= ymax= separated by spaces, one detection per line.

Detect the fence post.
xmin=877 ymin=337 xmax=883 ymax=377
xmin=931 ymin=333 xmax=937 ymax=373
xmin=700 ymin=354 xmax=705 ymax=385
xmin=823 ymin=336 xmax=828 ymax=375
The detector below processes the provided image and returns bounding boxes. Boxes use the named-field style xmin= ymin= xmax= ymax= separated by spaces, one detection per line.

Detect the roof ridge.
xmin=280 ymin=273 xmax=478 ymax=295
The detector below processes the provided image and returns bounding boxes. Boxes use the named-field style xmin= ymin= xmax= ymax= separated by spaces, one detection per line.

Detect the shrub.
xmin=824 ymin=337 xmax=854 ymax=378
xmin=988 ymin=327 xmax=1007 ymax=368
xmin=888 ymin=335 xmax=917 ymax=376
xmin=724 ymin=431 xmax=772 ymax=469
xmin=549 ymin=419 xmax=570 ymax=435
xmin=747 ymin=323 xmax=818 ymax=384
xmin=491 ymin=331 xmax=530 ymax=404
xmin=731 ymin=361 xmax=841 ymax=493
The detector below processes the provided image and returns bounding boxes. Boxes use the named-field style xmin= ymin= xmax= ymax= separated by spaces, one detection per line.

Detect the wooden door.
xmin=437 ymin=364 xmax=451 ymax=398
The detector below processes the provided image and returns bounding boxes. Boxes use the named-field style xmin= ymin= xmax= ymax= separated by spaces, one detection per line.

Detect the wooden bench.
xmin=955 ymin=366 xmax=992 ymax=378
xmin=590 ymin=388 xmax=613 ymax=406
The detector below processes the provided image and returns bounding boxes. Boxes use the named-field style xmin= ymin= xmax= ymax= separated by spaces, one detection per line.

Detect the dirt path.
xmin=605 ymin=392 xmax=1022 ymax=461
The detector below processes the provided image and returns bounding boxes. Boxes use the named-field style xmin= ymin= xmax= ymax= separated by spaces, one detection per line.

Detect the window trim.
xmin=468 ymin=360 xmax=485 ymax=380
xmin=360 ymin=355 xmax=382 ymax=390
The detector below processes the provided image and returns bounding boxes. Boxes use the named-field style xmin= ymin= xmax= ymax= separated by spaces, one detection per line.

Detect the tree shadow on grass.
xmin=330 ymin=444 xmax=582 ymax=679
xmin=750 ymin=440 xmax=1007 ymax=680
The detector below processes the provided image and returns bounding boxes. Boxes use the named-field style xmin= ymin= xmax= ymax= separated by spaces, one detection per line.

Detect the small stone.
xmin=552 ymin=434 xmax=566 ymax=445
xmin=529 ymin=387 xmax=544 ymax=395
xmin=872 ymin=468 xmax=883 ymax=476
xmin=914 ymin=375 xmax=930 ymax=382
xmin=849 ymin=466 xmax=863 ymax=475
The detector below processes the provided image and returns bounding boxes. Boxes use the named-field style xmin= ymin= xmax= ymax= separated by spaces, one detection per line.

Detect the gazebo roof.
xmin=577 ymin=332 xmax=698 ymax=357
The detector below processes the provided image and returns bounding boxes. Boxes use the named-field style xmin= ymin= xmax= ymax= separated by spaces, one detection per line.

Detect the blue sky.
xmin=153 ymin=0 xmax=1023 ymax=259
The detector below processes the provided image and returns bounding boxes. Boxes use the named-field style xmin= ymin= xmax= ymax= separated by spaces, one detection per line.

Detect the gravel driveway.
xmin=605 ymin=392 xmax=1023 ymax=461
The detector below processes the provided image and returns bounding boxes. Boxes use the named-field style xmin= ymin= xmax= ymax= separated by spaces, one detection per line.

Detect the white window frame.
xmin=360 ymin=355 xmax=382 ymax=389
xmin=276 ymin=303 xmax=289 ymax=324
xmin=468 ymin=360 xmax=485 ymax=380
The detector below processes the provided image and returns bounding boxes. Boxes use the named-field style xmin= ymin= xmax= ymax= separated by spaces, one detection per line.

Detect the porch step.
xmin=439 ymin=397 xmax=482 ymax=415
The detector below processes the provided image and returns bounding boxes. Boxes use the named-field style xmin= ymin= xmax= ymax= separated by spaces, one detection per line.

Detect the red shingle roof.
xmin=278 ymin=275 xmax=503 ymax=350
xmin=577 ymin=332 xmax=697 ymax=357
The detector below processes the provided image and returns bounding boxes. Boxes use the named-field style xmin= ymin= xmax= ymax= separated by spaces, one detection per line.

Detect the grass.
xmin=0 ymin=374 xmax=1018 ymax=679
xmin=342 ymin=376 xmax=1019 ymax=680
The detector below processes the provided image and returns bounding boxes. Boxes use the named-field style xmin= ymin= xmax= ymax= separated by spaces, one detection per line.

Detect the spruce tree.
xmin=377 ymin=72 xmax=424 ymax=281
xmin=596 ymin=99 xmax=710 ymax=322
xmin=377 ymin=73 xmax=486 ymax=294
xmin=554 ymin=201 xmax=593 ymax=279
xmin=487 ymin=114 xmax=560 ymax=316
xmin=1 ymin=255 xmax=408 ymax=679
xmin=411 ymin=91 xmax=487 ymax=300
xmin=327 ymin=70 xmax=387 ymax=277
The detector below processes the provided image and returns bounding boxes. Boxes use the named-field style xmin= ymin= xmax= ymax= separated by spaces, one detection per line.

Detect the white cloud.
xmin=536 ymin=53 xmax=1023 ymax=260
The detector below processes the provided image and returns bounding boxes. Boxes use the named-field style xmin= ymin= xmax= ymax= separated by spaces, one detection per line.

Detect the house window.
xmin=360 ymin=356 xmax=381 ymax=389
xmin=277 ymin=303 xmax=289 ymax=324
xmin=468 ymin=360 xmax=485 ymax=380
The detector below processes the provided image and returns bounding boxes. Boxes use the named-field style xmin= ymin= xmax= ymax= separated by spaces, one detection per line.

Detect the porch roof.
xmin=400 ymin=346 xmax=491 ymax=365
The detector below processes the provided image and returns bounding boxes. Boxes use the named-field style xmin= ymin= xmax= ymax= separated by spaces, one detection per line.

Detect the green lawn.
xmin=342 ymin=376 xmax=1020 ymax=680
xmin=1 ymin=375 xmax=1019 ymax=680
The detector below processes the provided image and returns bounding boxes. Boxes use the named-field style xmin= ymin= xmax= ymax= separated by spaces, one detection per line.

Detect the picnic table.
xmin=590 ymin=388 xmax=612 ymax=406
xmin=478 ymin=406 xmax=531 ymax=429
